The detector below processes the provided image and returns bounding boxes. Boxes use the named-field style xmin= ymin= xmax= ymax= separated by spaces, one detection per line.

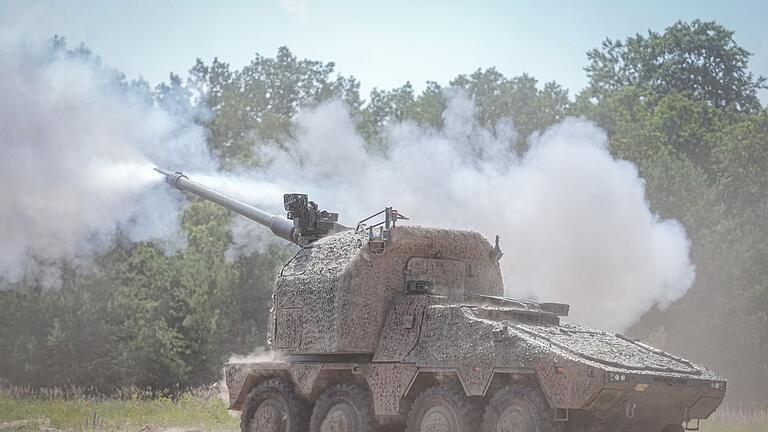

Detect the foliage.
xmin=0 ymin=394 xmax=237 ymax=431
xmin=187 ymin=47 xmax=361 ymax=167
xmin=585 ymin=20 xmax=766 ymax=112
xmin=0 ymin=202 xmax=288 ymax=392
xmin=576 ymin=23 xmax=768 ymax=406
xmin=357 ymin=68 xmax=569 ymax=152
xmin=450 ymin=69 xmax=569 ymax=141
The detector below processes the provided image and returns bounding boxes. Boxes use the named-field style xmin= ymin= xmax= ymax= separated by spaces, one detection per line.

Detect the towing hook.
xmin=624 ymin=401 xmax=637 ymax=419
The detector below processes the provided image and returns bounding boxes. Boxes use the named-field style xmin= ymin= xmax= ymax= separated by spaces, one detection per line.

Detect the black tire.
xmin=240 ymin=378 xmax=309 ymax=432
xmin=309 ymin=383 xmax=378 ymax=432
xmin=405 ymin=385 xmax=480 ymax=432
xmin=480 ymin=385 xmax=562 ymax=432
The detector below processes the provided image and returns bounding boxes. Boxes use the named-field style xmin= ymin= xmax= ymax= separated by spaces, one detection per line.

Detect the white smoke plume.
xmin=0 ymin=41 xmax=214 ymax=287
xmin=201 ymin=97 xmax=695 ymax=331
xmin=0 ymin=40 xmax=694 ymax=331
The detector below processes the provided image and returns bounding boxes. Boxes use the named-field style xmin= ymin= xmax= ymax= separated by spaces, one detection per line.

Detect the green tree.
xmin=359 ymin=70 xmax=569 ymax=151
xmin=579 ymin=21 xmax=768 ymax=405
xmin=358 ymin=82 xmax=418 ymax=147
xmin=110 ymin=201 xmax=240 ymax=389
xmin=450 ymin=69 xmax=569 ymax=142
xmin=585 ymin=20 xmax=766 ymax=112
xmin=188 ymin=47 xmax=361 ymax=167
xmin=0 ymin=290 xmax=54 ymax=387
xmin=711 ymin=113 xmax=768 ymax=208
xmin=228 ymin=244 xmax=293 ymax=353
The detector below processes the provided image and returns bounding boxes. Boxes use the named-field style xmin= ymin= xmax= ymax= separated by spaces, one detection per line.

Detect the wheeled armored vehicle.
xmin=157 ymin=168 xmax=726 ymax=432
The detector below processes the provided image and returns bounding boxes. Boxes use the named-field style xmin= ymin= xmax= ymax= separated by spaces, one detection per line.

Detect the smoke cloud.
xmin=0 ymin=41 xmax=214 ymax=287
xmin=202 ymin=97 xmax=695 ymax=331
xmin=0 ymin=41 xmax=694 ymax=330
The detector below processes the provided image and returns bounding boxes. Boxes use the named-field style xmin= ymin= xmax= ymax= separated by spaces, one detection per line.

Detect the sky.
xmin=1 ymin=0 xmax=767 ymax=101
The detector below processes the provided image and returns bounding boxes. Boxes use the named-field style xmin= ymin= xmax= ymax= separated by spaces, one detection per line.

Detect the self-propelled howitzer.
xmin=156 ymin=169 xmax=725 ymax=432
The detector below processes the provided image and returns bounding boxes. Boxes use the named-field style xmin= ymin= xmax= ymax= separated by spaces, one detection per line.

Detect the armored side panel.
xmin=270 ymin=226 xmax=504 ymax=355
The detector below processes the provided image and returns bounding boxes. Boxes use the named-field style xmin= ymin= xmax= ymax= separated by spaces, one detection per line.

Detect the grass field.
xmin=0 ymin=395 xmax=238 ymax=432
xmin=0 ymin=391 xmax=765 ymax=432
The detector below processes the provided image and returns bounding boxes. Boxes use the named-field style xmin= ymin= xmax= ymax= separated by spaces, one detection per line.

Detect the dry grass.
xmin=0 ymin=395 xmax=239 ymax=431
xmin=0 ymin=382 xmax=237 ymax=432
xmin=1 ymin=382 xmax=766 ymax=432
xmin=0 ymin=381 xmax=222 ymax=402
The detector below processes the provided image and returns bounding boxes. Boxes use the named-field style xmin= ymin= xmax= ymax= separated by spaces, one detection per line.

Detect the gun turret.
xmin=154 ymin=168 xmax=347 ymax=245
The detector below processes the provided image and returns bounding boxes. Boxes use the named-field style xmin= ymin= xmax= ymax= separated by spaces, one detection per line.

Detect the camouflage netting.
xmin=271 ymin=226 xmax=503 ymax=354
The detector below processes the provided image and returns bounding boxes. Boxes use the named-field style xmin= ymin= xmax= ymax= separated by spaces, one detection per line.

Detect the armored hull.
xmin=154 ymin=170 xmax=724 ymax=432
xmin=224 ymin=226 xmax=724 ymax=432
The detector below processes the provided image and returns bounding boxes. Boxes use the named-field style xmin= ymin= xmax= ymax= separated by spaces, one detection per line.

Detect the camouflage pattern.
xmin=226 ymin=225 xmax=725 ymax=431
xmin=154 ymin=172 xmax=724 ymax=431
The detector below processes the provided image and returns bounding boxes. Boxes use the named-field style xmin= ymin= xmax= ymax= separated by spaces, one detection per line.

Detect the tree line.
xmin=0 ymin=20 xmax=766 ymax=406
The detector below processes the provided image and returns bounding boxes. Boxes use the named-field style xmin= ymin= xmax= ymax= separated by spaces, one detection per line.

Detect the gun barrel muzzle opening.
xmin=154 ymin=167 xmax=188 ymax=189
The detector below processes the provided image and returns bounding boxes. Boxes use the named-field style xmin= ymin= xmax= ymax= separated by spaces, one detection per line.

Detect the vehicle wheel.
xmin=309 ymin=383 xmax=378 ymax=432
xmin=405 ymin=385 xmax=479 ymax=432
xmin=660 ymin=425 xmax=684 ymax=432
xmin=240 ymin=378 xmax=309 ymax=432
xmin=480 ymin=385 xmax=562 ymax=432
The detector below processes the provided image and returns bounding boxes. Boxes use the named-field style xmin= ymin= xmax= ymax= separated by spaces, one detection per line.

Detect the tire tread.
xmin=480 ymin=384 xmax=562 ymax=432
xmin=309 ymin=383 xmax=378 ymax=432
xmin=240 ymin=378 xmax=309 ymax=432
xmin=405 ymin=385 xmax=479 ymax=432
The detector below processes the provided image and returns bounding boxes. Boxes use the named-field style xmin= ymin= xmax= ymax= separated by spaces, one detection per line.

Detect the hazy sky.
xmin=2 ymin=0 xmax=767 ymax=101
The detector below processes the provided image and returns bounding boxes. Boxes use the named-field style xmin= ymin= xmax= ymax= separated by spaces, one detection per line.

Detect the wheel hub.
xmin=320 ymin=401 xmax=359 ymax=432
xmin=421 ymin=405 xmax=458 ymax=432
xmin=496 ymin=405 xmax=535 ymax=432
xmin=252 ymin=400 xmax=287 ymax=432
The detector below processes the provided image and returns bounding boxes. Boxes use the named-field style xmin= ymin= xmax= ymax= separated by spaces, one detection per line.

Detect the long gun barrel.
xmin=154 ymin=168 xmax=297 ymax=243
